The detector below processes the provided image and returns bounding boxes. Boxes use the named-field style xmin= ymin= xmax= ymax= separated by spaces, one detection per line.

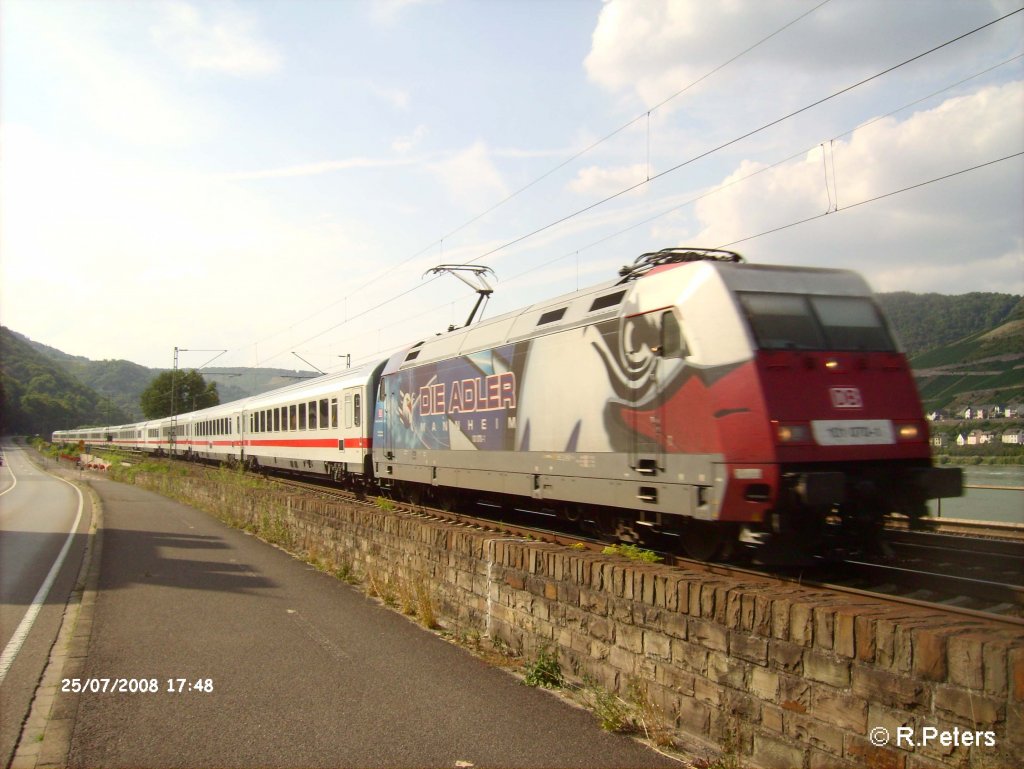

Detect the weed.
xmin=523 ymin=643 xmax=564 ymax=689
xmin=414 ymin=577 xmax=437 ymax=628
xmin=397 ymin=579 xmax=417 ymax=616
xmin=375 ymin=496 xmax=395 ymax=512
xmin=694 ymin=718 xmax=745 ymax=769
xmin=626 ymin=678 xmax=675 ymax=747
xmin=367 ymin=572 xmax=398 ymax=607
xmin=601 ymin=543 xmax=662 ymax=563
xmin=333 ymin=560 xmax=360 ymax=585
xmin=582 ymin=677 xmax=633 ymax=732
xmin=490 ymin=636 xmax=516 ymax=659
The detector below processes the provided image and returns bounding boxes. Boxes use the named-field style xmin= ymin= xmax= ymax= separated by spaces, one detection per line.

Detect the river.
xmin=927 ymin=465 xmax=1024 ymax=524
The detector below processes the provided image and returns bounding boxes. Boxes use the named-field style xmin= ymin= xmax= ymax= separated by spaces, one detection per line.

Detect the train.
xmin=53 ymin=248 xmax=962 ymax=560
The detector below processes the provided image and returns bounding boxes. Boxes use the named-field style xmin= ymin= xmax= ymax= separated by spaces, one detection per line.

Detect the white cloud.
xmin=152 ymin=1 xmax=282 ymax=76
xmin=368 ymin=0 xmax=436 ymax=26
xmin=689 ymin=81 xmax=1024 ymax=291
xmin=220 ymin=156 xmax=420 ymax=180
xmin=427 ymin=141 xmax=508 ymax=210
xmin=568 ymin=163 xmax=649 ymax=197
xmin=368 ymin=83 xmax=411 ymax=110
xmin=584 ymin=0 xmax=1020 ymax=112
xmin=392 ymin=124 xmax=429 ymax=154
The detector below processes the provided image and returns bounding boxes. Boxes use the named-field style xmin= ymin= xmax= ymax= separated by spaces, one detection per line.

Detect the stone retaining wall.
xmin=127 ymin=471 xmax=1023 ymax=769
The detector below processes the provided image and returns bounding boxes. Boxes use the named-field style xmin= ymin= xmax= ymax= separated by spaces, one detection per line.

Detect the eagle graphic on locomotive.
xmin=54 ymin=249 xmax=961 ymax=561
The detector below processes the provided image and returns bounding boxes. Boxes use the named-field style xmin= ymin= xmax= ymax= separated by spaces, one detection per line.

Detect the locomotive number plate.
xmin=811 ymin=420 xmax=894 ymax=445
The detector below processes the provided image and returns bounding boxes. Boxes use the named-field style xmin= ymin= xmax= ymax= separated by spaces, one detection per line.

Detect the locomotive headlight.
xmin=774 ymin=422 xmax=811 ymax=444
xmin=896 ymin=423 xmax=921 ymax=440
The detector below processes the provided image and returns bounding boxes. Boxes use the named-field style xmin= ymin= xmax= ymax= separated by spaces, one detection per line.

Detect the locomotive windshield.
xmin=738 ymin=292 xmax=896 ymax=352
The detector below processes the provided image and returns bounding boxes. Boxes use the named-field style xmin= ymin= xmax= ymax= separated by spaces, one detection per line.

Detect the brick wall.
xmin=126 ymin=472 xmax=1024 ymax=768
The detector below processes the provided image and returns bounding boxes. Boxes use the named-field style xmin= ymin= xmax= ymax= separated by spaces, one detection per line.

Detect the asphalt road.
xmin=0 ymin=443 xmax=90 ymax=766
xmin=66 ymin=476 xmax=680 ymax=768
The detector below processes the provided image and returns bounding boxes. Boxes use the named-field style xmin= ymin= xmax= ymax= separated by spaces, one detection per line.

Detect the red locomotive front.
xmin=715 ymin=270 xmax=961 ymax=551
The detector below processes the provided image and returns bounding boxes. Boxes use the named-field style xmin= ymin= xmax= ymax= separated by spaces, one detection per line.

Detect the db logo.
xmin=830 ymin=387 xmax=863 ymax=409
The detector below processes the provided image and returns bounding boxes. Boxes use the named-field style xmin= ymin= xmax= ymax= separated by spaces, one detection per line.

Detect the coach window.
xmin=354 ymin=394 xmax=361 ymax=427
xmin=660 ymin=312 xmax=688 ymax=358
xmin=331 ymin=398 xmax=338 ymax=428
xmin=319 ymin=399 xmax=329 ymax=429
xmin=299 ymin=403 xmax=307 ymax=430
xmin=272 ymin=408 xmax=279 ymax=432
xmin=308 ymin=401 xmax=317 ymax=430
xmin=289 ymin=405 xmax=297 ymax=430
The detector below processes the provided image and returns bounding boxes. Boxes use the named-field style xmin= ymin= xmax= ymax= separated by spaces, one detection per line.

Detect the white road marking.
xmin=0 ymin=459 xmax=18 ymax=497
xmin=0 ymin=473 xmax=84 ymax=685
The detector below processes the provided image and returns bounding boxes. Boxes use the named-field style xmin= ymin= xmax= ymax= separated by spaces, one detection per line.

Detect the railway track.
xmin=70 ymin=451 xmax=1022 ymax=623
xmin=263 ymin=473 xmax=1024 ymax=625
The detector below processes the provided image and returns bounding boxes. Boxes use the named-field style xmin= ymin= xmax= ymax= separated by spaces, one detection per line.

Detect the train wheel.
xmin=404 ymin=483 xmax=427 ymax=508
xmin=681 ymin=520 xmax=736 ymax=561
xmin=434 ymin=489 xmax=459 ymax=512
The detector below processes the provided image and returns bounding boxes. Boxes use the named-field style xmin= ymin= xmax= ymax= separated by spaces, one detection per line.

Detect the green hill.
xmin=875 ymin=292 xmax=1021 ymax=358
xmin=907 ymin=319 xmax=1024 ymax=413
xmin=1 ymin=327 xmax=132 ymax=435
xmin=2 ymin=328 xmax=319 ymax=435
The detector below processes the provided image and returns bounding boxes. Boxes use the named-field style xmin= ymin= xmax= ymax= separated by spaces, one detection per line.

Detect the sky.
xmin=2 ymin=0 xmax=1022 ymax=373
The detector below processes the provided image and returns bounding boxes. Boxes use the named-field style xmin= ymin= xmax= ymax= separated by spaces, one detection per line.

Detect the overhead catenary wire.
xmin=716 ymin=151 xmax=1024 ymax=250
xmin=259 ymin=6 xmax=1022 ymax=370
xmin=491 ymin=52 xmax=1024 ymax=293
xmin=460 ymin=7 xmax=1023 ymax=270
xmin=246 ymin=1 xmax=836 ymax=367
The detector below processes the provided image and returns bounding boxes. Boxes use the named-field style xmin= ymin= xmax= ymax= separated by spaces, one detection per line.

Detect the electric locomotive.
xmin=372 ymin=249 xmax=961 ymax=558
xmin=54 ymin=248 xmax=961 ymax=560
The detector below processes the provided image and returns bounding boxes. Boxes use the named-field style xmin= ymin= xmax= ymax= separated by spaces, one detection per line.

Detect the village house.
xmin=1002 ymin=428 xmax=1024 ymax=445
xmin=966 ymin=429 xmax=996 ymax=445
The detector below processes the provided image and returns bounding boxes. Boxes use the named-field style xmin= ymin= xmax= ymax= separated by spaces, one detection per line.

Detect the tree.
xmin=140 ymin=370 xmax=219 ymax=419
